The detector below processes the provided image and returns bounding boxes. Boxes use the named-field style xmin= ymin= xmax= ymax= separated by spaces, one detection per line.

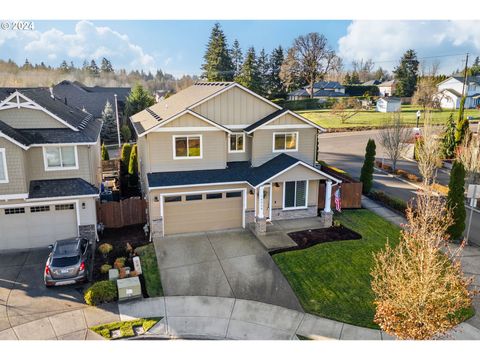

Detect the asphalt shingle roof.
xmin=244 ymin=109 xmax=288 ymax=133
xmin=28 ymin=178 xmax=99 ymax=199
xmin=147 ymin=153 xmax=307 ymax=188
xmin=0 ymin=120 xmax=34 ymax=146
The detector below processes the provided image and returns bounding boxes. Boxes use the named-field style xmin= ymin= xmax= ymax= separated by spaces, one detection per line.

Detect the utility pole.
xmin=114 ymin=94 xmax=121 ymax=149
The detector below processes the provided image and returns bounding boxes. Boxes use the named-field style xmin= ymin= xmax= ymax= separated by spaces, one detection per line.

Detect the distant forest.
xmin=0 ymin=57 xmax=198 ymax=92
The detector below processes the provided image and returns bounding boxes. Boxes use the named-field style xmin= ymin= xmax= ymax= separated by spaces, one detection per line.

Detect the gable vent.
xmin=146 ymin=108 xmax=162 ymax=121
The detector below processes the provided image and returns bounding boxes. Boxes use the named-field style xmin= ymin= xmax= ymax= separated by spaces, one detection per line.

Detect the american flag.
xmin=334 ymin=187 xmax=342 ymax=212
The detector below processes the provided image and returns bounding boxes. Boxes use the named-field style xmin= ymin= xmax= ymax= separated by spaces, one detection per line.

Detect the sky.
xmin=1 ymin=20 xmax=479 ymax=77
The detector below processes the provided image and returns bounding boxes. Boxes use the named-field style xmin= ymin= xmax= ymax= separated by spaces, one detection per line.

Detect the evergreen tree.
xmin=360 ymin=139 xmax=376 ymax=194
xmin=231 ymin=39 xmax=243 ymax=79
xmin=23 ymin=59 xmax=33 ymax=70
xmin=447 ymin=161 xmax=466 ymax=240
xmin=257 ymin=48 xmax=270 ymax=97
xmin=235 ymin=47 xmax=261 ymax=93
xmin=100 ymin=101 xmax=117 ymax=144
xmin=59 ymin=60 xmax=70 ymax=72
xmin=442 ymin=113 xmax=456 ymax=159
xmin=88 ymin=60 xmax=100 ymax=76
xmin=100 ymin=57 xmax=114 ymax=73
xmin=344 ymin=72 xmax=352 ymax=85
xmin=201 ymin=23 xmax=234 ymax=81
xmin=101 ymin=143 xmax=110 ymax=161
xmin=350 ymin=71 xmax=360 ymax=84
xmin=120 ymin=124 xmax=132 ymax=142
xmin=120 ymin=143 xmax=132 ymax=173
xmin=128 ymin=144 xmax=138 ymax=176
xmin=455 ymin=96 xmax=470 ymax=145
xmin=268 ymin=46 xmax=285 ymax=98
xmin=82 ymin=60 xmax=89 ymax=71
xmin=124 ymin=83 xmax=155 ymax=117
xmin=393 ymin=49 xmax=419 ymax=97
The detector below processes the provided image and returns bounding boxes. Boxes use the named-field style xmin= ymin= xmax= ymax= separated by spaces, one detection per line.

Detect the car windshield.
xmin=51 ymin=256 xmax=80 ymax=267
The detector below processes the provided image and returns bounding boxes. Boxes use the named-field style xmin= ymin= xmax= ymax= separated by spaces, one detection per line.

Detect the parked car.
xmin=44 ymin=238 xmax=92 ymax=287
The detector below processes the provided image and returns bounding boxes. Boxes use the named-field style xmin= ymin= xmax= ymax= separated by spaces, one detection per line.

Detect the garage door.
xmin=0 ymin=203 xmax=77 ymax=250
xmin=163 ymin=191 xmax=243 ymax=235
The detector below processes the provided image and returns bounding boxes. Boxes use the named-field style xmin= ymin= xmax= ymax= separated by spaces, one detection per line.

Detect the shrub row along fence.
xmin=317 ymin=165 xmax=363 ymax=209
xmin=97 ymin=197 xmax=147 ymax=228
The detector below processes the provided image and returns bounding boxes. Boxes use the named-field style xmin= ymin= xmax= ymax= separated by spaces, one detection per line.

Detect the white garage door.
xmin=0 ymin=203 xmax=77 ymax=250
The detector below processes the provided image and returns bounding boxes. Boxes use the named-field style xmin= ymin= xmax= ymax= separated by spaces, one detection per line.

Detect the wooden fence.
xmin=317 ymin=164 xmax=363 ymax=209
xmin=97 ymin=197 xmax=147 ymax=228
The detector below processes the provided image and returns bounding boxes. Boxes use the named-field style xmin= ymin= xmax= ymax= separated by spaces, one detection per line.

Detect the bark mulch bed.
xmin=270 ymin=224 xmax=362 ymax=255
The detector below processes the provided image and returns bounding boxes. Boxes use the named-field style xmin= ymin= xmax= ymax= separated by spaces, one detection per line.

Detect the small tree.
xmin=124 ymin=84 xmax=155 ymax=118
xmin=455 ymin=96 xmax=470 ymax=146
xmin=128 ymin=144 xmax=138 ymax=176
xmin=415 ymin=114 xmax=441 ymax=185
xmin=377 ymin=113 xmax=411 ymax=171
xmin=101 ymin=143 xmax=109 ymax=161
xmin=447 ymin=161 xmax=466 ymax=240
xmin=330 ymin=98 xmax=361 ymax=124
xmin=100 ymin=101 xmax=117 ymax=144
xmin=120 ymin=143 xmax=132 ymax=173
xmin=360 ymin=139 xmax=376 ymax=194
xmin=442 ymin=113 xmax=457 ymax=159
xmin=120 ymin=124 xmax=132 ymax=142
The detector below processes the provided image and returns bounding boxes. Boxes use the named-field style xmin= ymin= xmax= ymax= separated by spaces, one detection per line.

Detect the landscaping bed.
xmin=90 ymin=317 xmax=162 ymax=339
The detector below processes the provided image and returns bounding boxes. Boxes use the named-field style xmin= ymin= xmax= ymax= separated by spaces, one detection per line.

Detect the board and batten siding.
xmin=192 ymin=86 xmax=277 ymax=127
xmin=268 ymin=113 xmax=305 ymax=126
xmin=251 ymin=127 xmax=317 ymax=167
xmin=0 ymin=108 xmax=67 ymax=129
xmin=0 ymin=138 xmax=28 ymax=194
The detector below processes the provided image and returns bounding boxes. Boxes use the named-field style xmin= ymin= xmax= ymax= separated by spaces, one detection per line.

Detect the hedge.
xmin=84 ymin=280 xmax=118 ymax=306
xmin=344 ymin=85 xmax=380 ymax=97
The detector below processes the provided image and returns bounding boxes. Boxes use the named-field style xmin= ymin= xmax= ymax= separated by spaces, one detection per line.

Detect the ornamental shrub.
xmin=84 ymin=280 xmax=117 ymax=306
xmin=447 ymin=161 xmax=466 ymax=240
xmin=360 ymin=139 xmax=376 ymax=194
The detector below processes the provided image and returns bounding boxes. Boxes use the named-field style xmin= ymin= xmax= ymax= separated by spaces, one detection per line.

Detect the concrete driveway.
xmin=154 ymin=229 xmax=303 ymax=312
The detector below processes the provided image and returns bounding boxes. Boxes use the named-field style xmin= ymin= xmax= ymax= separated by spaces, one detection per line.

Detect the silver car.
xmin=44 ymin=238 xmax=91 ymax=287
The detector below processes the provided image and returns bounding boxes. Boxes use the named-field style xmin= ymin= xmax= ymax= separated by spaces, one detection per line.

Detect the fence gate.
xmin=97 ymin=197 xmax=147 ymax=228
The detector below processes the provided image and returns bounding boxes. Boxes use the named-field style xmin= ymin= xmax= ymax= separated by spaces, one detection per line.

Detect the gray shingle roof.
xmin=29 ymin=178 xmax=98 ymax=199
xmin=244 ymin=109 xmax=288 ymax=133
xmin=0 ymin=120 xmax=34 ymax=146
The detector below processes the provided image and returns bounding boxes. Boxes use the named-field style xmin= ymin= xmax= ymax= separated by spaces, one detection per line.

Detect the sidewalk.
xmin=361 ymin=195 xmax=406 ymax=227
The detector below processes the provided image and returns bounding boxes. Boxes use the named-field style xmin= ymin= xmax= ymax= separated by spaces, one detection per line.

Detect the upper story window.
xmin=273 ymin=132 xmax=298 ymax=152
xmin=43 ymin=146 xmax=78 ymax=171
xmin=229 ymin=133 xmax=245 ymax=153
xmin=0 ymin=148 xmax=8 ymax=183
xmin=173 ymin=135 xmax=202 ymax=159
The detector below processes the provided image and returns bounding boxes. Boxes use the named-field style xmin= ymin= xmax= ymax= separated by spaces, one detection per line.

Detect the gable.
xmin=268 ymin=113 xmax=306 ymax=127
xmin=192 ymin=85 xmax=278 ymax=127
xmin=160 ymin=112 xmax=220 ymax=130
xmin=0 ymin=107 xmax=68 ymax=129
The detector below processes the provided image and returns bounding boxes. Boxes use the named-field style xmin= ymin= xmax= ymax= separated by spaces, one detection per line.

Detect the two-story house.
xmin=130 ymin=82 xmax=341 ymax=239
xmin=0 ymin=88 xmax=101 ymax=250
xmin=287 ymin=81 xmax=346 ymax=101
xmin=436 ymin=76 xmax=480 ymax=109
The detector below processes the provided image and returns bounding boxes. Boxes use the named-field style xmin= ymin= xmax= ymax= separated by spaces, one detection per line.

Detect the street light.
xmin=114 ymin=94 xmax=121 ymax=149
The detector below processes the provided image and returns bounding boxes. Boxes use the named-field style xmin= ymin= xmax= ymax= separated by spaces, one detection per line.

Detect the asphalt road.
xmin=318 ymin=129 xmax=480 ymax=246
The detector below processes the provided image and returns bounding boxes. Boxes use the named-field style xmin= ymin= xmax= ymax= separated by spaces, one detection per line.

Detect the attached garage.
xmin=0 ymin=202 xmax=78 ymax=250
xmin=162 ymin=190 xmax=245 ymax=235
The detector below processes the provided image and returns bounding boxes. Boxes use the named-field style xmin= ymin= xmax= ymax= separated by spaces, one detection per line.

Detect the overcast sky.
xmin=1 ymin=20 xmax=479 ymax=77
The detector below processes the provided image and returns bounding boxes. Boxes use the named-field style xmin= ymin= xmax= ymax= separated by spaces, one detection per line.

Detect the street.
xmin=318 ymin=129 xmax=480 ymax=246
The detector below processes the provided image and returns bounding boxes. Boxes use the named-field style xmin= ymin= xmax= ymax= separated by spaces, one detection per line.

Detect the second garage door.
xmin=163 ymin=190 xmax=243 ymax=235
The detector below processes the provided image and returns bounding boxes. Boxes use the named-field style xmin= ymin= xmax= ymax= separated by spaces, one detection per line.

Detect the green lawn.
xmin=135 ymin=243 xmax=163 ymax=297
xmin=90 ymin=317 xmax=162 ymax=339
xmin=273 ymin=209 xmax=401 ymax=329
xmin=298 ymin=105 xmax=480 ymax=129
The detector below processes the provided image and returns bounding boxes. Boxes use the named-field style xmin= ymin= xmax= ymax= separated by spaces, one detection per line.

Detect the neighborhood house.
xmin=377 ymin=80 xmax=396 ymax=97
xmin=287 ymin=81 xmax=346 ymax=101
xmin=435 ymin=75 xmax=480 ymax=109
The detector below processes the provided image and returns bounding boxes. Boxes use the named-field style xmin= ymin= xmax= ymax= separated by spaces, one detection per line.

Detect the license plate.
xmin=55 ymin=280 xmax=75 ymax=286
xmin=60 ymin=269 xmax=70 ymax=274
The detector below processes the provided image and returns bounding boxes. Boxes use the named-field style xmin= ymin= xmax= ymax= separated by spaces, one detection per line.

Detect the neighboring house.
xmin=287 ymin=81 xmax=346 ymax=101
xmin=0 ymin=88 xmax=102 ymax=250
xmin=130 ymin=82 xmax=342 ymax=239
xmin=362 ymin=80 xmax=381 ymax=86
xmin=154 ymin=89 xmax=169 ymax=102
xmin=435 ymin=76 xmax=480 ymax=109
xmin=53 ymin=80 xmax=131 ymax=119
xmin=378 ymin=80 xmax=396 ymax=97
xmin=376 ymin=97 xmax=401 ymax=113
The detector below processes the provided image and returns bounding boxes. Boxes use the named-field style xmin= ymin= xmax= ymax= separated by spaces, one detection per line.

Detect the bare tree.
xmin=330 ymin=98 xmax=361 ymax=124
xmin=412 ymin=77 xmax=441 ymax=111
xmin=279 ymin=47 xmax=303 ymax=92
xmin=378 ymin=113 xmax=411 ymax=171
xmin=416 ymin=113 xmax=442 ymax=185
xmin=352 ymin=58 xmax=375 ymax=82
xmin=372 ymin=190 xmax=474 ymax=340
xmin=285 ymin=33 xmax=338 ymax=98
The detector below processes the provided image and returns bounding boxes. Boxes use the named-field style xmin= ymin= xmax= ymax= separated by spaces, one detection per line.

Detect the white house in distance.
xmin=376 ymin=97 xmax=401 ymax=113
xmin=436 ymin=76 xmax=480 ymax=109
xmin=378 ymin=80 xmax=396 ymax=97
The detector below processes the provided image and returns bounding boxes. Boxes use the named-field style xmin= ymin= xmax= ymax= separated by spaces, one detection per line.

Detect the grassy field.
xmin=298 ymin=105 xmax=480 ymax=129
xmin=135 ymin=243 xmax=163 ymax=297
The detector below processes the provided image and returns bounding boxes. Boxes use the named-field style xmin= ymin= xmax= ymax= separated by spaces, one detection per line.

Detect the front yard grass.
xmin=90 ymin=317 xmax=162 ymax=339
xmin=135 ymin=243 xmax=163 ymax=297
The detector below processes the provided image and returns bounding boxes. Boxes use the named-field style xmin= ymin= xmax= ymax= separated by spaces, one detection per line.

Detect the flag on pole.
xmin=334 ymin=186 xmax=342 ymax=212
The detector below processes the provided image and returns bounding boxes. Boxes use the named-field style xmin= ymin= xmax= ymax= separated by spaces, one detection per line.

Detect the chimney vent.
xmin=49 ymin=87 xmax=54 ymax=99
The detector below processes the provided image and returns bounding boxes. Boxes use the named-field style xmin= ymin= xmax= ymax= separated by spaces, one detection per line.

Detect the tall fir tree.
xmin=393 ymin=49 xmax=419 ymax=97
xmin=268 ymin=46 xmax=285 ymax=98
xmin=201 ymin=23 xmax=234 ymax=81
xmin=100 ymin=57 xmax=114 ymax=73
xmin=59 ymin=60 xmax=70 ymax=73
xmin=100 ymin=101 xmax=117 ymax=144
xmin=88 ymin=59 xmax=100 ymax=76
xmin=124 ymin=83 xmax=155 ymax=118
xmin=257 ymin=48 xmax=270 ymax=97
xmin=235 ymin=47 xmax=261 ymax=94
xmin=231 ymin=39 xmax=243 ymax=79
xmin=360 ymin=139 xmax=376 ymax=194
xmin=447 ymin=161 xmax=466 ymax=240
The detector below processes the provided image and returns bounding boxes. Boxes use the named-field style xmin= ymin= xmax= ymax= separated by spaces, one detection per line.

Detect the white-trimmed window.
xmin=283 ymin=180 xmax=307 ymax=209
xmin=43 ymin=146 xmax=78 ymax=171
xmin=0 ymin=148 xmax=8 ymax=183
xmin=229 ymin=133 xmax=245 ymax=153
xmin=273 ymin=132 xmax=298 ymax=152
xmin=173 ymin=135 xmax=202 ymax=159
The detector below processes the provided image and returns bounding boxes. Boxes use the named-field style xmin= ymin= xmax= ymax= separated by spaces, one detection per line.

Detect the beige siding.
xmin=268 ymin=113 xmax=305 ymax=126
xmin=263 ymin=178 xmax=319 ymax=212
xmin=0 ymin=108 xmax=67 ymax=129
xmin=269 ymin=165 xmax=325 ymax=183
xmin=89 ymin=140 xmax=102 ymax=187
xmin=0 ymin=138 xmax=28 ymax=194
xmin=137 ymin=136 xmax=150 ymax=195
xmin=251 ymin=128 xmax=317 ymax=167
xmin=163 ymin=113 xmax=211 ymax=127
xmin=146 ymin=131 xmax=227 ymax=172
xmin=193 ymin=86 xmax=277 ymax=127
xmin=227 ymin=134 xmax=251 ymax=162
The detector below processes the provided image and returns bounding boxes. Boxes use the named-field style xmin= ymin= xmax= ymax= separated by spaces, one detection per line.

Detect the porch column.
xmin=324 ymin=180 xmax=332 ymax=213
xmin=258 ymin=185 xmax=265 ymax=219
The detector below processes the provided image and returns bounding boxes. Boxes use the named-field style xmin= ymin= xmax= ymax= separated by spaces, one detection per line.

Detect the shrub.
xmin=121 ymin=124 xmax=132 ymax=142
xmin=120 ymin=143 xmax=132 ymax=171
xmin=382 ymin=164 xmax=393 ymax=172
xmin=101 ymin=143 xmax=110 ymax=161
xmin=98 ymin=243 xmax=113 ymax=257
xmin=369 ymin=191 xmax=408 ymax=214
xmin=84 ymin=280 xmax=117 ymax=306
xmin=447 ymin=161 xmax=466 ymax=240
xmin=405 ymin=173 xmax=420 ymax=182
xmin=100 ymin=264 xmax=112 ymax=274
xmin=114 ymin=257 xmax=126 ymax=270
xmin=360 ymin=139 xmax=376 ymax=194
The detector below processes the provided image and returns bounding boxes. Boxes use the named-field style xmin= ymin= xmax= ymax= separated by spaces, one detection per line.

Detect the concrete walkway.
xmin=361 ymin=195 xmax=406 ymax=227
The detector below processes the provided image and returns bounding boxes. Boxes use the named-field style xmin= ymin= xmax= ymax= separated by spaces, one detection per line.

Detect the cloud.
xmin=338 ymin=20 xmax=480 ymax=73
xmin=1 ymin=20 xmax=156 ymax=71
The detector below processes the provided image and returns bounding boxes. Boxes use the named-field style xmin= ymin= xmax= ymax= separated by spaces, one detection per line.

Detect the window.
xmin=0 ymin=148 xmax=8 ymax=183
xmin=55 ymin=204 xmax=75 ymax=211
xmin=186 ymin=194 xmax=203 ymax=201
xmin=173 ymin=135 xmax=202 ymax=159
xmin=226 ymin=191 xmax=242 ymax=198
xmin=229 ymin=133 xmax=245 ymax=153
xmin=43 ymin=146 xmax=78 ymax=170
xmin=165 ymin=196 xmax=182 ymax=203
xmin=4 ymin=208 xmax=25 ymax=215
xmin=206 ymin=193 xmax=222 ymax=200
xmin=283 ymin=181 xmax=307 ymax=209
xmin=273 ymin=132 xmax=298 ymax=152
xmin=30 ymin=205 xmax=50 ymax=213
